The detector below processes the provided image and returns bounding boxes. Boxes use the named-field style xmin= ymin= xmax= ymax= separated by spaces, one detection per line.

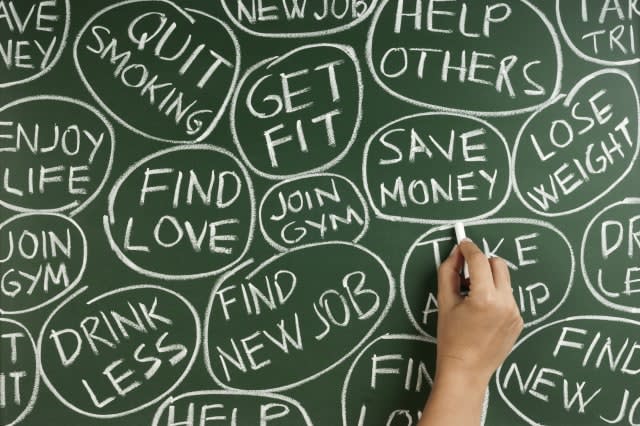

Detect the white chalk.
xmin=454 ymin=223 xmax=470 ymax=281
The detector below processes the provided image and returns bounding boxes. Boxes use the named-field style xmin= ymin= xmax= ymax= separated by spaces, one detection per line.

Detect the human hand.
xmin=434 ymin=239 xmax=524 ymax=387
xmin=418 ymin=239 xmax=523 ymax=425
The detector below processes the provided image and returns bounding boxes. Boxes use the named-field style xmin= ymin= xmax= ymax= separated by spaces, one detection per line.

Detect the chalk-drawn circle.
xmin=497 ymin=316 xmax=640 ymax=425
xmin=220 ymin=0 xmax=378 ymax=38
xmin=556 ymin=0 xmax=640 ymax=66
xmin=203 ymin=241 xmax=394 ymax=392
xmin=363 ymin=112 xmax=511 ymax=224
xmin=37 ymin=285 xmax=201 ymax=418
xmin=73 ymin=0 xmax=240 ymax=144
xmin=513 ymin=69 xmax=640 ymax=217
xmin=103 ymin=145 xmax=255 ymax=280
xmin=231 ymin=43 xmax=363 ymax=179
xmin=582 ymin=199 xmax=640 ymax=314
xmin=0 ymin=96 xmax=115 ymax=215
xmin=0 ymin=317 xmax=39 ymax=426
xmin=341 ymin=334 xmax=437 ymax=426
xmin=152 ymin=390 xmax=313 ymax=425
xmin=0 ymin=0 xmax=70 ymax=88
xmin=0 ymin=213 xmax=87 ymax=315
xmin=366 ymin=0 xmax=562 ymax=116
xmin=401 ymin=219 xmax=574 ymax=337
xmin=259 ymin=173 xmax=370 ymax=251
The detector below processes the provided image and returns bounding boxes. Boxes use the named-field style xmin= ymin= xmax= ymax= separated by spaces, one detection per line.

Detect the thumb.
xmin=437 ymin=245 xmax=464 ymax=309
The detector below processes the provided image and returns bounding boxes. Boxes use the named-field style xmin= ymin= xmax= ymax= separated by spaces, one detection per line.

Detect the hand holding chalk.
xmin=419 ymin=239 xmax=523 ymax=426
xmin=435 ymin=239 xmax=522 ymax=381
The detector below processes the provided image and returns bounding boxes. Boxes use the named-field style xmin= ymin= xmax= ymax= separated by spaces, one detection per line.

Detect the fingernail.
xmin=460 ymin=237 xmax=472 ymax=243
xmin=448 ymin=245 xmax=458 ymax=257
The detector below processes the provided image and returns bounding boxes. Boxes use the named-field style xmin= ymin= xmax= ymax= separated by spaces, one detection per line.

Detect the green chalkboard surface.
xmin=1 ymin=1 xmax=640 ymax=425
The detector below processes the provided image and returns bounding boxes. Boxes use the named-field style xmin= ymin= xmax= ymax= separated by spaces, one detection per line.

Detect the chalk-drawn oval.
xmin=401 ymin=219 xmax=574 ymax=337
xmin=366 ymin=0 xmax=561 ymax=116
xmin=38 ymin=285 xmax=201 ymax=418
xmin=513 ymin=69 xmax=640 ymax=216
xmin=363 ymin=112 xmax=511 ymax=224
xmin=259 ymin=173 xmax=370 ymax=251
xmin=152 ymin=390 xmax=312 ymax=425
xmin=0 ymin=317 xmax=39 ymax=426
xmin=74 ymin=0 xmax=240 ymax=143
xmin=0 ymin=0 xmax=70 ymax=88
xmin=341 ymin=334 xmax=438 ymax=426
xmin=220 ymin=0 xmax=377 ymax=38
xmin=497 ymin=316 xmax=640 ymax=425
xmin=556 ymin=0 xmax=640 ymax=66
xmin=582 ymin=199 xmax=640 ymax=314
xmin=204 ymin=242 xmax=394 ymax=391
xmin=231 ymin=43 xmax=362 ymax=179
xmin=103 ymin=145 xmax=255 ymax=281
xmin=0 ymin=213 xmax=87 ymax=315
xmin=0 ymin=96 xmax=115 ymax=215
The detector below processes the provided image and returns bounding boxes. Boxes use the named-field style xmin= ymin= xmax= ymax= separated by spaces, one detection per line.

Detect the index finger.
xmin=458 ymin=239 xmax=495 ymax=299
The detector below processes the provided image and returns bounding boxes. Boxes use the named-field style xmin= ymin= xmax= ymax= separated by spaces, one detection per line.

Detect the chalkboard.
xmin=1 ymin=1 xmax=639 ymax=425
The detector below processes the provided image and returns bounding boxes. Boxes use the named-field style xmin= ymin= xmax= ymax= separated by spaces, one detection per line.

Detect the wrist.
xmin=422 ymin=367 xmax=489 ymax=426
xmin=433 ymin=364 xmax=491 ymax=395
